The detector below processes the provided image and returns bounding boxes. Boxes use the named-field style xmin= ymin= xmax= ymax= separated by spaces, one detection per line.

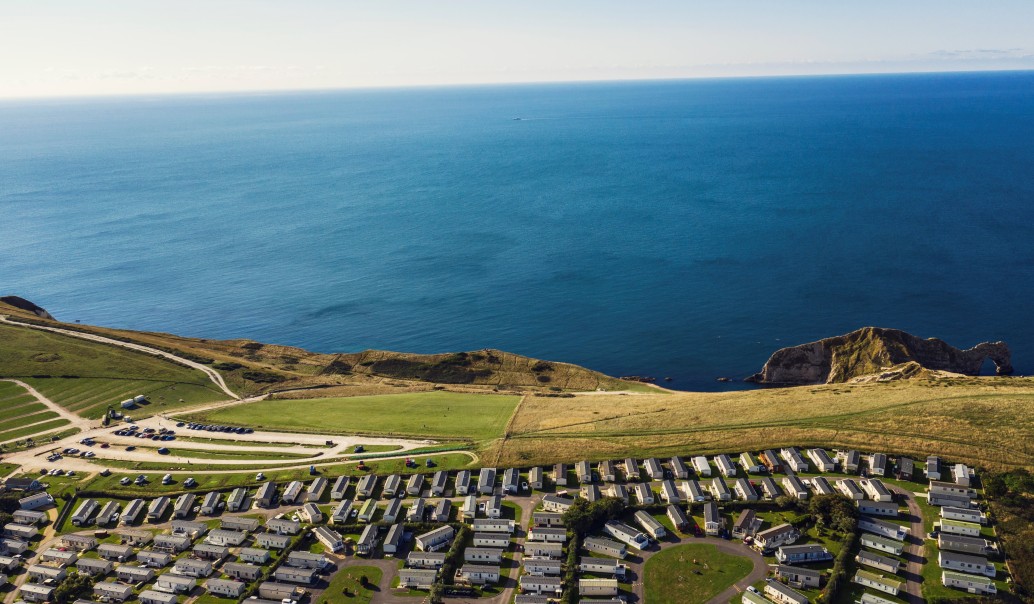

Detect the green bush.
xmin=241 ymin=370 xmax=286 ymax=383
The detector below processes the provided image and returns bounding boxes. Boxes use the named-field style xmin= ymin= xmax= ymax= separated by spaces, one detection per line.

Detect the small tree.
xmin=53 ymin=571 xmax=94 ymax=604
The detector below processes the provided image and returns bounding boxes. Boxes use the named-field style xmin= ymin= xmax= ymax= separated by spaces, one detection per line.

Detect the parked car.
xmin=120 ymin=477 xmax=131 ymax=486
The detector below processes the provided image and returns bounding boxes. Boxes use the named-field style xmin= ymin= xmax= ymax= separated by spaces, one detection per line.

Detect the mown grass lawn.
xmin=643 ymin=543 xmax=754 ymax=604
xmin=0 ymin=323 xmax=228 ymax=419
xmin=323 ymin=565 xmax=383 ymax=604
xmin=187 ymin=391 xmax=521 ymax=440
xmin=0 ymin=418 xmax=71 ymax=443
xmin=24 ymin=376 xmax=225 ymax=419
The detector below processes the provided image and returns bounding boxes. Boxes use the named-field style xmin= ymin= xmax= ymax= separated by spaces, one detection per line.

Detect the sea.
xmin=2 ymin=71 xmax=1034 ymax=391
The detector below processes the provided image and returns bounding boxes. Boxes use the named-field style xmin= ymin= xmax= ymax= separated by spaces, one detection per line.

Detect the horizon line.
xmin=2 ymin=66 xmax=1032 ymax=104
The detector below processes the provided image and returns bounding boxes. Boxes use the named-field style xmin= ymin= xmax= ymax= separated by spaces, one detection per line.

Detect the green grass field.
xmin=643 ymin=543 xmax=755 ymax=603
xmin=23 ymin=376 xmax=226 ymax=419
xmin=325 ymin=565 xmax=383 ymax=604
xmin=0 ymin=381 xmax=72 ymax=444
xmin=185 ymin=391 xmax=521 ymax=440
xmin=0 ymin=323 xmax=228 ymax=418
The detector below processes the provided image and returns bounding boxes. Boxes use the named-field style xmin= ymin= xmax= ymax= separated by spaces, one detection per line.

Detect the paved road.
xmin=0 ymin=315 xmax=239 ymax=399
xmin=890 ymin=485 xmax=927 ymax=603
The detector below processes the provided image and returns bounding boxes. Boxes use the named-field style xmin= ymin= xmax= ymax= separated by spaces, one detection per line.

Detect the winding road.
xmin=0 ymin=315 xmax=239 ymax=399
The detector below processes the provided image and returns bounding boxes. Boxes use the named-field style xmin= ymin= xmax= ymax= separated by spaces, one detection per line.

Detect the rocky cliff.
xmin=0 ymin=296 xmax=55 ymax=320
xmin=746 ymin=327 xmax=1013 ymax=385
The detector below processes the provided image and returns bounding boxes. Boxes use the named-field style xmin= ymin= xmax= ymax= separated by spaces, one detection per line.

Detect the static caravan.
xmin=281 ymin=481 xmax=304 ymax=505
xmin=529 ymin=466 xmax=545 ymax=489
xmin=331 ymin=475 xmax=351 ymax=500
xmin=942 ymin=570 xmax=997 ymax=595
xmin=355 ymin=524 xmax=378 ymax=556
xmin=808 ymin=448 xmax=837 ymax=472
xmin=583 ymin=536 xmax=626 ymax=559
xmin=634 ymin=482 xmax=654 ymax=505
xmin=761 ymin=475 xmax=781 ymax=500
xmin=633 ymin=510 xmax=666 ymax=540
xmin=711 ymin=476 xmax=732 ymax=501
xmin=227 ymin=487 xmax=248 ymax=512
xmin=734 ymin=478 xmax=758 ymax=501
xmin=553 ymin=464 xmax=568 ymax=486
xmin=836 ymin=478 xmax=864 ymax=500
xmin=383 ymin=497 xmax=403 ymax=523
xmin=407 ymin=497 xmax=426 ymax=522
xmin=644 ymin=458 xmax=664 ymax=480
xmin=739 ymin=452 xmax=764 ymax=474
xmin=455 ymin=470 xmax=472 ymax=495
xmin=856 ymin=550 xmax=902 ymax=574
xmin=623 ymin=458 xmax=639 ymax=481
xmin=703 ymin=501 xmax=722 ymax=536
xmin=670 ymin=456 xmax=690 ymax=479
xmin=603 ymin=520 xmax=648 ymax=550
xmin=859 ymin=516 xmax=909 ymax=541
xmin=382 ymin=474 xmax=402 ymax=498
xmin=199 ymin=491 xmax=221 ymax=516
xmin=431 ymin=470 xmax=449 ymax=496
xmin=852 ymin=569 xmax=902 ymax=596
xmin=715 ymin=455 xmax=737 ymax=478
xmin=682 ymin=479 xmax=708 ymax=502
xmin=478 ymin=467 xmax=497 ymax=495
xmin=660 ymin=479 xmax=681 ymax=504
xmin=576 ymin=461 xmax=593 ymax=484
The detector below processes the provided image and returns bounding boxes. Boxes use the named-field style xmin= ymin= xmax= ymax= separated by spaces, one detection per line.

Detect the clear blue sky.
xmin=3 ymin=1 xmax=1033 ymax=98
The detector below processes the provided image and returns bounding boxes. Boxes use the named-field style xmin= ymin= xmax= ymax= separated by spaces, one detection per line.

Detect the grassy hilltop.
xmin=487 ymin=376 xmax=1034 ymax=469
xmin=2 ymin=297 xmax=1033 ymax=471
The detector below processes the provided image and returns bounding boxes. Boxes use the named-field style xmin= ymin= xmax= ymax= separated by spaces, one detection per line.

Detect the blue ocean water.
xmin=2 ymin=72 xmax=1034 ymax=390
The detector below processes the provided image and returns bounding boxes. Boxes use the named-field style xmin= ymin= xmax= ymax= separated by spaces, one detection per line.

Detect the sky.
xmin=2 ymin=1 xmax=1034 ymax=99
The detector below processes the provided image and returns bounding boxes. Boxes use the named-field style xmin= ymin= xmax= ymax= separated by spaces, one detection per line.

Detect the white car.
xmin=120 ymin=477 xmax=131 ymax=486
